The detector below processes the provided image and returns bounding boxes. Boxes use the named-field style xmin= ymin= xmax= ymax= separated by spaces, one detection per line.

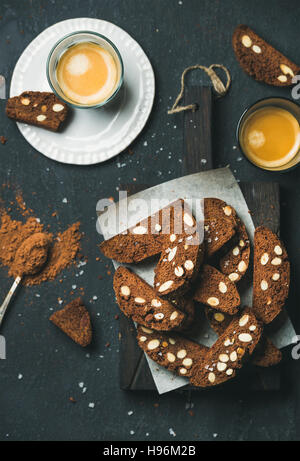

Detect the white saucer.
xmin=10 ymin=18 xmax=155 ymax=165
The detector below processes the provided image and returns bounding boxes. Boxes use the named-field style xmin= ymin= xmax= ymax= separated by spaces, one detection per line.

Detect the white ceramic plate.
xmin=10 ymin=18 xmax=155 ymax=165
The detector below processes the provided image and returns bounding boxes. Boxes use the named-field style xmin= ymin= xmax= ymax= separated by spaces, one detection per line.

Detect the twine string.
xmin=168 ymin=64 xmax=231 ymax=114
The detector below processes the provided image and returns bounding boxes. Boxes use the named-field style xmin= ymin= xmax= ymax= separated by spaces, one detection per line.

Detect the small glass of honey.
xmin=237 ymin=97 xmax=300 ymax=171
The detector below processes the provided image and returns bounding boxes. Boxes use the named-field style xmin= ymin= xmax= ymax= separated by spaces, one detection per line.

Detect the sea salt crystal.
xmin=88 ymin=402 xmax=95 ymax=409
xmin=128 ymin=411 xmax=133 ymax=416
xmin=62 ymin=198 xmax=68 ymax=203
xmin=169 ymin=428 xmax=176 ymax=437
xmin=18 ymin=374 xmax=23 ymax=380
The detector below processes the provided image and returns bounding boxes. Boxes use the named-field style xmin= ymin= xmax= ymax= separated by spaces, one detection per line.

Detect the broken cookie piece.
xmin=6 ymin=91 xmax=69 ymax=132
xmin=194 ymin=265 xmax=240 ymax=315
xmin=50 ymin=298 xmax=92 ymax=347
xmin=137 ymin=324 xmax=208 ymax=378
xmin=232 ymin=24 xmax=300 ymax=86
xmin=113 ymin=266 xmax=187 ymax=331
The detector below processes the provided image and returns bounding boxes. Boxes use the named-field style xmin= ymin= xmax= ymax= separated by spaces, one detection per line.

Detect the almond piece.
xmin=154 ymin=313 xmax=164 ymax=320
xmin=158 ymin=280 xmax=174 ymax=292
xmin=174 ymin=266 xmax=184 ymax=277
xmin=223 ymin=206 xmax=232 ymax=216
xmin=207 ymin=297 xmax=219 ymax=307
xmin=177 ymin=349 xmax=187 ymax=359
xmin=280 ymin=64 xmax=294 ymax=77
xmin=239 ymin=314 xmax=249 ymax=327
xmin=184 ymin=260 xmax=194 ymax=271
xmin=218 ymin=281 xmax=227 ymax=293
xmin=170 ymin=311 xmax=178 ymax=321
xmin=238 ymin=261 xmax=247 ymax=272
xmin=252 ymin=45 xmax=261 ymax=53
xmin=21 ymin=98 xmax=30 ymax=105
xmin=271 ymin=257 xmax=282 ymax=266
xmin=182 ymin=358 xmax=193 ymax=367
xmin=229 ymin=272 xmax=239 ymax=282
xmin=120 ymin=285 xmax=131 ymax=298
xmin=232 ymin=246 xmax=240 ymax=256
xmin=260 ymin=253 xmax=269 ymax=265
xmin=135 ymin=297 xmax=146 ymax=304
xmin=272 ymin=273 xmax=280 ymax=281
xmin=170 ymin=234 xmax=177 ymax=243
xmin=147 ymin=339 xmax=160 ymax=350
xmin=208 ymin=372 xmax=216 ymax=383
xmin=217 ymin=362 xmax=227 ymax=372
xmin=52 ymin=103 xmax=65 ymax=112
xmin=180 ymin=367 xmax=187 ymax=375
xmin=214 ymin=312 xmax=225 ymax=323
xmin=274 ymin=245 xmax=282 ymax=255
xmin=261 ymin=280 xmax=268 ymax=291
xmin=241 ymin=35 xmax=252 ymax=47
xmin=168 ymin=246 xmax=177 ymax=262
xmin=277 ymin=75 xmax=288 ymax=83
xmin=37 ymin=115 xmax=46 ymax=122
xmin=238 ymin=333 xmax=252 ymax=343
xmin=132 ymin=225 xmax=147 ymax=235
xmin=167 ymin=352 xmax=176 ymax=362
xmin=151 ymin=299 xmax=162 ymax=308
xmin=141 ymin=326 xmax=153 ymax=334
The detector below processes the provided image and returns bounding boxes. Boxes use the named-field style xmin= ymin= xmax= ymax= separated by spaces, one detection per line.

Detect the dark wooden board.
xmin=118 ymin=86 xmax=281 ymax=391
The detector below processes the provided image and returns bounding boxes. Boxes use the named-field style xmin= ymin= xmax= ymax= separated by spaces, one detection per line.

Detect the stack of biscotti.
xmin=101 ymin=196 xmax=290 ymax=389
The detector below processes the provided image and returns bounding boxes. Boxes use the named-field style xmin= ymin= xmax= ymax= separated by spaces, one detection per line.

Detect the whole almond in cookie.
xmin=204 ymin=198 xmax=237 ymax=258
xmin=154 ymin=201 xmax=204 ymax=297
xmin=205 ymin=307 xmax=237 ymax=336
xmin=136 ymin=325 xmax=208 ymax=379
xmin=232 ymin=24 xmax=300 ymax=86
xmin=253 ymin=226 xmax=290 ymax=324
xmin=219 ymin=218 xmax=250 ymax=282
xmin=6 ymin=91 xmax=69 ymax=131
xmin=190 ymin=307 xmax=262 ymax=387
xmin=194 ymin=265 xmax=240 ymax=315
xmin=113 ymin=266 xmax=186 ymax=331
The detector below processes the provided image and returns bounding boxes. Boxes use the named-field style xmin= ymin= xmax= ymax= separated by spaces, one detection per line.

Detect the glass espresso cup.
xmin=47 ymin=31 xmax=124 ymax=109
xmin=237 ymin=97 xmax=300 ymax=172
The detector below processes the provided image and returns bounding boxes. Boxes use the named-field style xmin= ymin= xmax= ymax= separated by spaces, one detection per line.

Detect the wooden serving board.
xmin=118 ymin=86 xmax=281 ymax=391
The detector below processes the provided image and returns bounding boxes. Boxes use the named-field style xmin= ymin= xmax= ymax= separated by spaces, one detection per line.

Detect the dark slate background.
xmin=0 ymin=0 xmax=299 ymax=441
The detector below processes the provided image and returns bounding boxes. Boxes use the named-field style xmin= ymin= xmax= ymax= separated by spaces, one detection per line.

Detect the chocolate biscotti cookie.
xmin=154 ymin=203 xmax=204 ymax=297
xmin=100 ymin=199 xmax=187 ymax=263
xmin=6 ymin=91 xmax=69 ymax=132
xmin=190 ymin=307 xmax=263 ymax=387
xmin=137 ymin=325 xmax=208 ymax=378
xmin=204 ymin=198 xmax=237 ymax=258
xmin=113 ymin=266 xmax=186 ymax=331
xmin=205 ymin=307 xmax=282 ymax=369
xmin=50 ymin=298 xmax=92 ymax=347
xmin=253 ymin=226 xmax=290 ymax=324
xmin=252 ymin=336 xmax=282 ymax=367
xmin=219 ymin=218 xmax=250 ymax=282
xmin=194 ymin=265 xmax=240 ymax=315
xmin=232 ymin=25 xmax=300 ymax=86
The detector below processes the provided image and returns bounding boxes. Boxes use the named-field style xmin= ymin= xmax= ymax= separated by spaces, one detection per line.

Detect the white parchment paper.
xmin=98 ymin=167 xmax=296 ymax=394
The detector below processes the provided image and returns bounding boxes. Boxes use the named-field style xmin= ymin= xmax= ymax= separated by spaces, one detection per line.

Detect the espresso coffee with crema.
xmin=56 ymin=42 xmax=119 ymax=105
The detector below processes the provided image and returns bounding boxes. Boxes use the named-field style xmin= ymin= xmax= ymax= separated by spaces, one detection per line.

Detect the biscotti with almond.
xmin=190 ymin=307 xmax=263 ymax=387
xmin=50 ymin=298 xmax=92 ymax=347
xmin=137 ymin=324 xmax=208 ymax=378
xmin=100 ymin=200 xmax=186 ymax=263
xmin=113 ymin=266 xmax=186 ymax=331
xmin=219 ymin=218 xmax=250 ymax=282
xmin=205 ymin=306 xmax=282 ymax=368
xmin=253 ymin=226 xmax=290 ymax=324
xmin=6 ymin=91 xmax=69 ymax=131
xmin=154 ymin=203 xmax=204 ymax=297
xmin=204 ymin=198 xmax=237 ymax=257
xmin=232 ymin=25 xmax=300 ymax=86
xmin=193 ymin=264 xmax=240 ymax=315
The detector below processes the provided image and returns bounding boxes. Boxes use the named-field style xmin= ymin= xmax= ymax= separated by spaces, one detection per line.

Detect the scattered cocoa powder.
xmin=0 ymin=197 xmax=82 ymax=286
